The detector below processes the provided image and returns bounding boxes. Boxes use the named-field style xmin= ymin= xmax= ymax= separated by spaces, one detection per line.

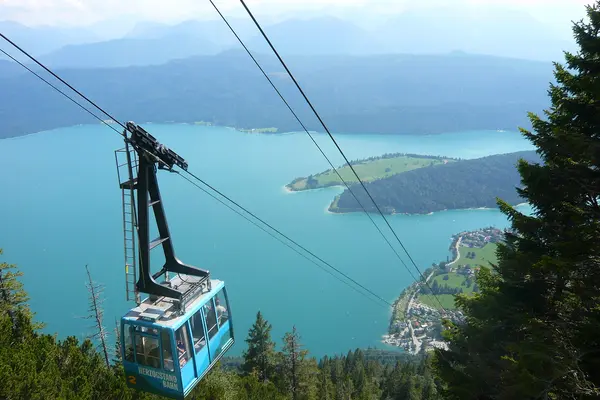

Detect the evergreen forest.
xmin=0 ymin=253 xmax=441 ymax=399
xmin=334 ymin=151 xmax=541 ymax=214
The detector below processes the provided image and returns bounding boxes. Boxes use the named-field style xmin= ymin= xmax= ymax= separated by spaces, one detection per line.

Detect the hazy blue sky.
xmin=0 ymin=0 xmax=593 ymax=30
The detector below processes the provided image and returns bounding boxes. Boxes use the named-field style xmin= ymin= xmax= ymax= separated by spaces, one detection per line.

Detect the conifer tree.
xmin=242 ymin=311 xmax=277 ymax=383
xmin=280 ymin=326 xmax=317 ymax=400
xmin=317 ymin=357 xmax=334 ymax=400
xmin=0 ymin=248 xmax=39 ymax=338
xmin=434 ymin=3 xmax=600 ymax=398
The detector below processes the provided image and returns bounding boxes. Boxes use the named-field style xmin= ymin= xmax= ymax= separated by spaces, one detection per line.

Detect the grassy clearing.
xmin=432 ymin=272 xmax=475 ymax=294
xmin=418 ymin=294 xmax=457 ymax=310
xmin=418 ymin=272 xmax=477 ymax=310
xmin=432 ymin=272 xmax=465 ymax=288
xmin=417 ymin=243 xmax=497 ymax=310
xmin=391 ymin=287 xmax=413 ymax=323
xmin=456 ymin=243 xmax=498 ymax=268
xmin=288 ymin=155 xmax=453 ymax=191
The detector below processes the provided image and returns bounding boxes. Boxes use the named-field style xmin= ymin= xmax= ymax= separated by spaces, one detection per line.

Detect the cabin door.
xmin=190 ymin=306 xmax=211 ymax=376
xmin=175 ymin=323 xmax=197 ymax=389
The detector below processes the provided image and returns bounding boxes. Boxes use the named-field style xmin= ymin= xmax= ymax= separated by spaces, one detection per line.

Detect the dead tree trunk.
xmin=84 ymin=265 xmax=110 ymax=368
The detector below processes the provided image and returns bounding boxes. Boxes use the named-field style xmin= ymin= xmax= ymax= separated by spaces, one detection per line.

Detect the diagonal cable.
xmin=0 ymin=33 xmax=126 ymax=132
xmin=207 ymin=0 xmax=418 ymax=283
xmin=0 ymin=47 xmax=123 ymax=137
xmin=180 ymin=168 xmax=393 ymax=307
xmin=1 ymin=37 xmax=394 ymax=309
xmin=212 ymin=0 xmax=446 ymax=312
xmin=237 ymin=0 xmax=446 ymax=313
xmin=177 ymin=171 xmax=391 ymax=307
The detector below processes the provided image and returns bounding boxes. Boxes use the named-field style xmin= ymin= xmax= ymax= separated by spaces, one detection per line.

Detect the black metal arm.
xmin=123 ymin=122 xmax=209 ymax=304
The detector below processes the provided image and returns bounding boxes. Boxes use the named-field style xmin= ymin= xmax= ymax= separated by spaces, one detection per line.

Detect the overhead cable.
xmin=0 ymin=36 xmax=393 ymax=309
xmin=213 ymin=0 xmax=447 ymax=312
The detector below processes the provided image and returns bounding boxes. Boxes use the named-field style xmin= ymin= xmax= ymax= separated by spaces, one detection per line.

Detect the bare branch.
xmin=84 ymin=265 xmax=110 ymax=368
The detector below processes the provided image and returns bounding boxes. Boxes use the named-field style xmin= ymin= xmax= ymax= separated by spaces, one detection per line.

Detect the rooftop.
xmin=122 ymin=276 xmax=223 ymax=328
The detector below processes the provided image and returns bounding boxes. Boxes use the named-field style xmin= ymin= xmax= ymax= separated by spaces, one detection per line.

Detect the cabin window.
xmin=161 ymin=330 xmax=175 ymax=372
xmin=213 ymin=327 xmax=232 ymax=360
xmin=175 ymin=325 xmax=192 ymax=368
xmin=214 ymin=289 xmax=229 ymax=327
xmin=123 ymin=324 xmax=135 ymax=362
xmin=203 ymin=300 xmax=218 ymax=339
xmin=213 ymin=314 xmax=232 ymax=360
xmin=134 ymin=325 xmax=159 ymax=335
xmin=190 ymin=309 xmax=206 ymax=353
xmin=134 ymin=332 xmax=161 ymax=369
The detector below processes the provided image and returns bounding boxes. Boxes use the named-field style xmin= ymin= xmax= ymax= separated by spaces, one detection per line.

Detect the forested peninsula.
xmin=330 ymin=151 xmax=541 ymax=214
xmin=287 ymin=153 xmax=454 ymax=191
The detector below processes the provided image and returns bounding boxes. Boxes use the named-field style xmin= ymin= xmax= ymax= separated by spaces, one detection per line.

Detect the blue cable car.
xmin=120 ymin=278 xmax=234 ymax=398
xmin=115 ymin=122 xmax=235 ymax=399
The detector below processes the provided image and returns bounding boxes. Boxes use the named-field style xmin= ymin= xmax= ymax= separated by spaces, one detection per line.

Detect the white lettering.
xmin=138 ymin=366 xmax=179 ymax=385
xmin=164 ymin=380 xmax=178 ymax=390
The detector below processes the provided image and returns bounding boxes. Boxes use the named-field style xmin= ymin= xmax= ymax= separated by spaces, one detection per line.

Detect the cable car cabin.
xmin=115 ymin=123 xmax=234 ymax=398
xmin=120 ymin=277 xmax=234 ymax=399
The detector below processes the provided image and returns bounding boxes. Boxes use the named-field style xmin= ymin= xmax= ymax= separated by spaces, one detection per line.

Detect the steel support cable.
xmin=0 ymin=47 xmax=123 ymax=137
xmin=3 ymin=33 xmax=458 ymax=373
xmin=210 ymin=0 xmax=446 ymax=313
xmin=179 ymin=168 xmax=393 ymax=307
xmin=235 ymin=0 xmax=447 ymax=313
xmin=1 ymin=37 xmax=393 ymax=309
xmin=207 ymin=0 xmax=419 ymax=285
xmin=176 ymin=171 xmax=391 ymax=307
xmin=0 ymin=33 xmax=126 ymax=133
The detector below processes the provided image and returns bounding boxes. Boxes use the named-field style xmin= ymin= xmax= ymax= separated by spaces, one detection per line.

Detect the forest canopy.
xmin=332 ymin=151 xmax=541 ymax=214
xmin=0 ymin=249 xmax=441 ymax=400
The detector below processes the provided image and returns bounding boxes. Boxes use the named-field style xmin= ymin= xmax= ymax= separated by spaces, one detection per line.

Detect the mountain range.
xmin=0 ymin=20 xmax=101 ymax=57
xmin=0 ymin=4 xmax=576 ymax=70
xmin=0 ymin=50 xmax=554 ymax=139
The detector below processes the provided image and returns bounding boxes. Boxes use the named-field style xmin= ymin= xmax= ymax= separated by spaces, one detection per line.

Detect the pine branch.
xmin=113 ymin=318 xmax=122 ymax=365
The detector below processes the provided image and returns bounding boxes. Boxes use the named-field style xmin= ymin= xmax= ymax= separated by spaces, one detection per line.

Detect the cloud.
xmin=0 ymin=0 xmax=594 ymax=27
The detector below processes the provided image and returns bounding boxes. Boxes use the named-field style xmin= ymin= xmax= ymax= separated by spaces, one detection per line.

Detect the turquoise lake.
xmin=0 ymin=124 xmax=534 ymax=358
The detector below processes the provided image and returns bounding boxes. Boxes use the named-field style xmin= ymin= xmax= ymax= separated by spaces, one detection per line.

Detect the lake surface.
xmin=0 ymin=125 xmax=534 ymax=358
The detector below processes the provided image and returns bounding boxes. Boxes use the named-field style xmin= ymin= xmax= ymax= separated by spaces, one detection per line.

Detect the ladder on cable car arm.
xmin=115 ymin=143 xmax=141 ymax=304
xmin=114 ymin=122 xmax=211 ymax=314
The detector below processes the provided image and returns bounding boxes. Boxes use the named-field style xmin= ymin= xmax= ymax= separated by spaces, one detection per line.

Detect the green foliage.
xmin=279 ymin=326 xmax=318 ymax=400
xmin=0 ymin=250 xmax=443 ymax=399
xmin=242 ymin=311 xmax=277 ymax=382
xmin=188 ymin=366 xmax=242 ymax=400
xmin=434 ymin=3 xmax=600 ymax=398
xmin=334 ymin=151 xmax=541 ymax=214
xmin=0 ymin=248 xmax=40 ymax=336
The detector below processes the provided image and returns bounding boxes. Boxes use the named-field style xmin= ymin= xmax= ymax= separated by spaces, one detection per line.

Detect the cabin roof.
xmin=122 ymin=277 xmax=224 ymax=330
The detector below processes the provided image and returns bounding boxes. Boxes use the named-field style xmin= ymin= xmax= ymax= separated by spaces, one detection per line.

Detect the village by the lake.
xmin=383 ymin=226 xmax=504 ymax=354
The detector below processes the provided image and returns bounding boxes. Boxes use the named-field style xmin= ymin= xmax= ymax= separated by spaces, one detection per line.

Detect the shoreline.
xmin=282 ymin=183 xmax=530 ymax=217
xmin=325 ymin=203 xmax=530 ymax=217
xmin=446 ymin=236 xmax=463 ymax=266
xmin=382 ymin=227 xmax=503 ymax=354
xmin=1 ymin=122 xmax=522 ymax=142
